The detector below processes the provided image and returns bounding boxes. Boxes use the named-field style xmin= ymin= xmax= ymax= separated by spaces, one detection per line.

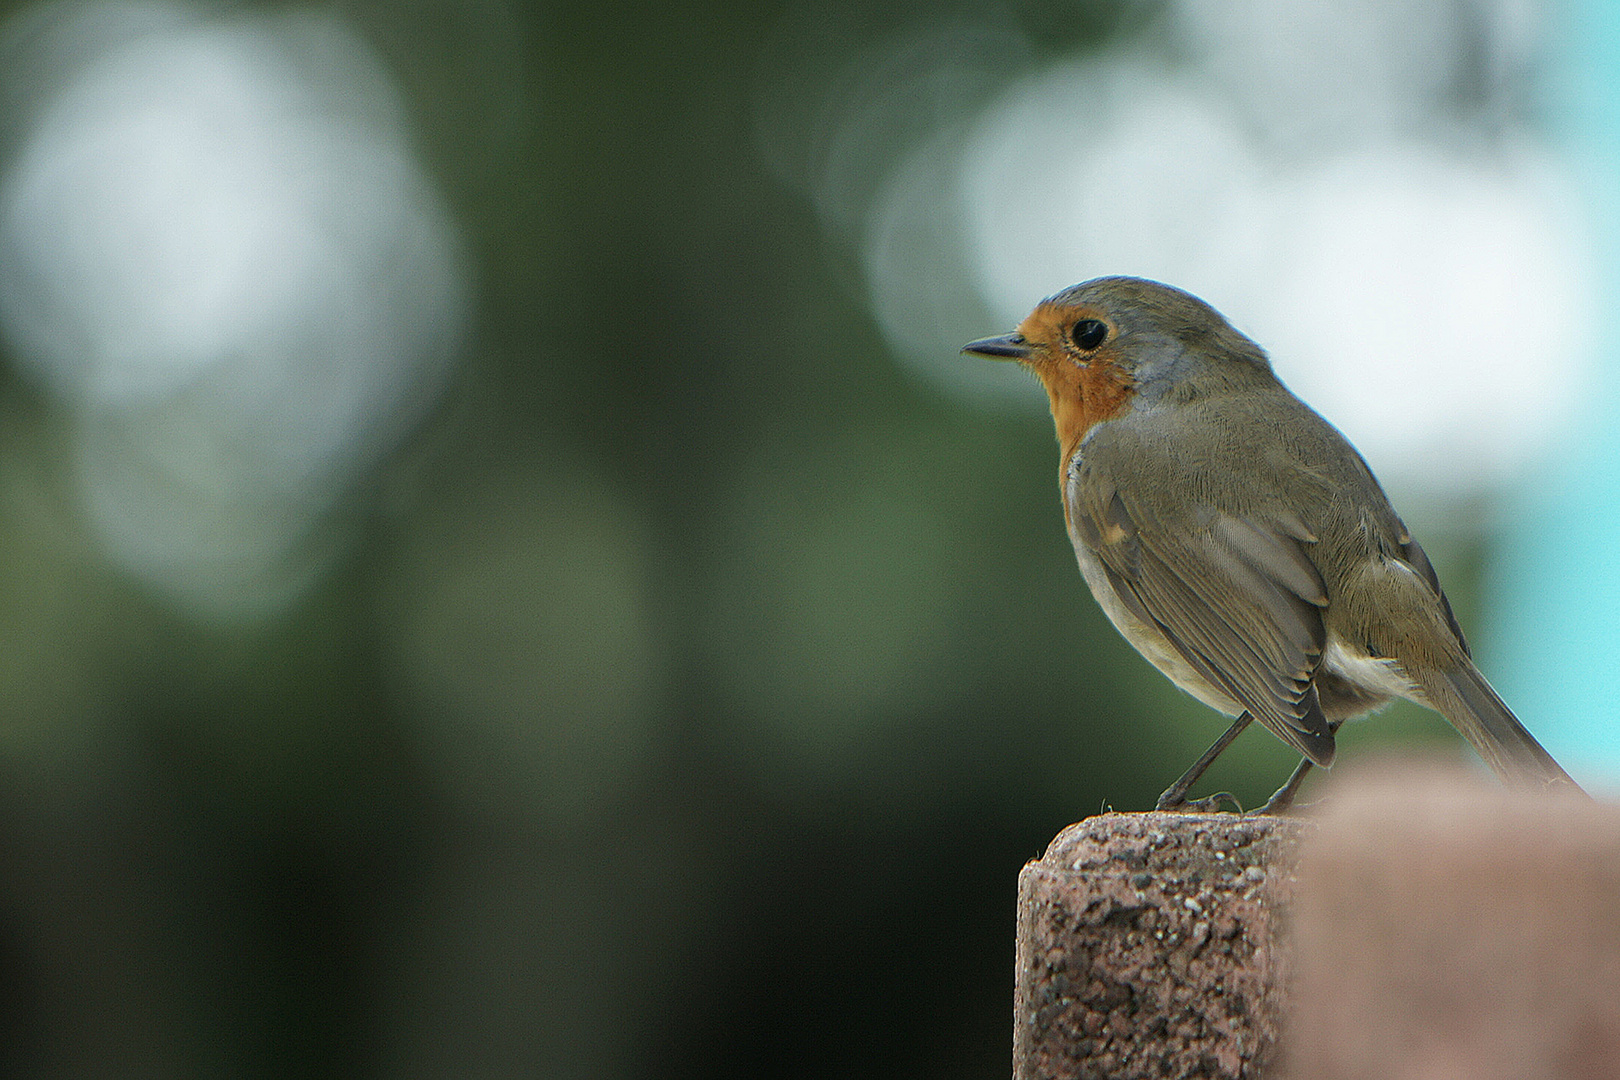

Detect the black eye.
xmin=1071 ymin=319 xmax=1107 ymax=351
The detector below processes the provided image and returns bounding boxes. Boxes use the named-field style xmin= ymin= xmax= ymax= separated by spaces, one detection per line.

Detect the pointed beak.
xmin=961 ymin=333 xmax=1031 ymax=360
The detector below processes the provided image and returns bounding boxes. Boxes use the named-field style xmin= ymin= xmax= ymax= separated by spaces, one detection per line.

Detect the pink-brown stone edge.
xmin=1015 ymin=811 xmax=1313 ymax=1080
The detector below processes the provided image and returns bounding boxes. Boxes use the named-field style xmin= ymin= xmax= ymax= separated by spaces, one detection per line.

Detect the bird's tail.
xmin=1420 ymin=660 xmax=1584 ymax=794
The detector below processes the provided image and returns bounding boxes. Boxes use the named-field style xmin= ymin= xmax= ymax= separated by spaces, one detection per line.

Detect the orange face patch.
xmin=1013 ymin=304 xmax=1137 ymax=475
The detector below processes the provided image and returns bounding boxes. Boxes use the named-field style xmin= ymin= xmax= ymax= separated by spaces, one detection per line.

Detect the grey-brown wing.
xmin=1067 ymin=456 xmax=1336 ymax=765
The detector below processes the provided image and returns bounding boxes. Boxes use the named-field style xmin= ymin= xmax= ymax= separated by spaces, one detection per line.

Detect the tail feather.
xmin=1423 ymin=661 xmax=1583 ymax=793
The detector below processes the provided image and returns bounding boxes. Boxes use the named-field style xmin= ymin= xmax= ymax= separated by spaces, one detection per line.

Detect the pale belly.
xmin=1072 ymin=543 xmax=1246 ymax=717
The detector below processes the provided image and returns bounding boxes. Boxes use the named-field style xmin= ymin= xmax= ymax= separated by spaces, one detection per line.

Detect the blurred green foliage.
xmin=0 ymin=0 xmax=1487 ymax=1076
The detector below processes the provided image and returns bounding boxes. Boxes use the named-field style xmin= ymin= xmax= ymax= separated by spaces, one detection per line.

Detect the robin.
xmin=964 ymin=276 xmax=1581 ymax=811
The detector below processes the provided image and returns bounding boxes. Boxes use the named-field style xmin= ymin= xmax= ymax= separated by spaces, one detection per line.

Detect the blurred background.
xmin=0 ymin=0 xmax=1612 ymax=1075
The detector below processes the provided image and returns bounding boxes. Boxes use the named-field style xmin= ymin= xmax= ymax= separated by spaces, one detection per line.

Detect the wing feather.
xmin=1067 ymin=453 xmax=1334 ymax=765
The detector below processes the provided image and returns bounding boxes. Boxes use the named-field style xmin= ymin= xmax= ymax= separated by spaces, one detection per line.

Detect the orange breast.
xmin=1039 ymin=360 xmax=1135 ymax=479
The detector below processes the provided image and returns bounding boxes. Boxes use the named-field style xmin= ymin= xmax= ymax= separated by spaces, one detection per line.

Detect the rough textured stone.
xmin=1014 ymin=811 xmax=1311 ymax=1080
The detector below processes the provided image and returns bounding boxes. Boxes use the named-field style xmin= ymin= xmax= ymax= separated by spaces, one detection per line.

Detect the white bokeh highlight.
xmin=765 ymin=0 xmax=1595 ymax=496
xmin=1169 ymin=0 xmax=1488 ymax=147
xmin=959 ymin=63 xmax=1271 ymax=322
xmin=0 ymin=1 xmax=467 ymax=618
xmin=955 ymin=59 xmax=1591 ymax=487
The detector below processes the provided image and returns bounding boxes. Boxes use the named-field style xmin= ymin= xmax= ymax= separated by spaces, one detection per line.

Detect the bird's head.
xmin=963 ymin=276 xmax=1273 ymax=462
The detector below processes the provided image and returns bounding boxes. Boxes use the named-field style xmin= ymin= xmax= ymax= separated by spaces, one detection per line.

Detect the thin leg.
xmin=1253 ymin=756 xmax=1315 ymax=815
xmin=1156 ymin=712 xmax=1253 ymax=811
xmin=1253 ymin=720 xmax=1345 ymax=815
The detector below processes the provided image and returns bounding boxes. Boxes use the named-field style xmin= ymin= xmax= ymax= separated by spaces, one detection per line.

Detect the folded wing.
xmin=1067 ymin=460 xmax=1335 ymax=765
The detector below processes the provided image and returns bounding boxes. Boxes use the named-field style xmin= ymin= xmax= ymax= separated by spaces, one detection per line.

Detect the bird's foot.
xmin=1155 ymin=790 xmax=1243 ymax=814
